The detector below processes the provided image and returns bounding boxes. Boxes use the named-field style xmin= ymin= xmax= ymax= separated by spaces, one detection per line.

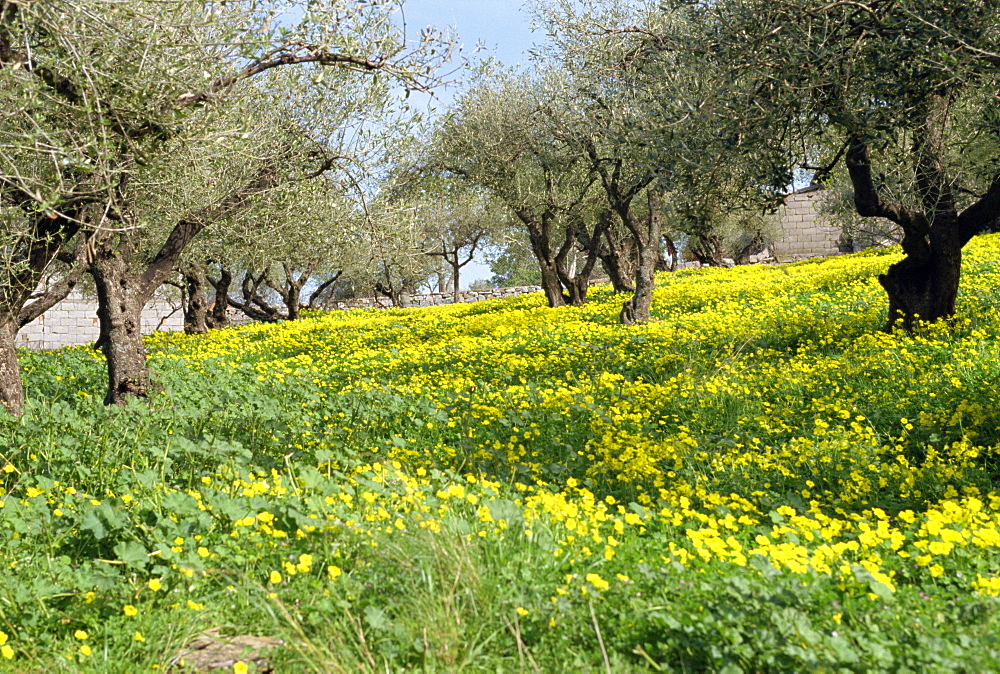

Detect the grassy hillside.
xmin=4 ymin=235 xmax=1000 ymax=671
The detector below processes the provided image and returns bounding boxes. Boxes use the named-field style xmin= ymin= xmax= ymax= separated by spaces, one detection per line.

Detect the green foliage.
xmin=485 ymin=243 xmax=544 ymax=288
xmin=2 ymin=238 xmax=1000 ymax=668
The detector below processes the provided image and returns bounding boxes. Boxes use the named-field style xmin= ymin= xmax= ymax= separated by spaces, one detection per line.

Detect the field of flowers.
xmin=2 ymin=235 xmax=1000 ymax=670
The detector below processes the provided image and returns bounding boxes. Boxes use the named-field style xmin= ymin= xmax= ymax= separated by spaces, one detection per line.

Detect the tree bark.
xmin=518 ymin=209 xmax=568 ymax=308
xmin=183 ymin=263 xmax=210 ymax=334
xmin=451 ymin=253 xmax=461 ymax=303
xmin=230 ymin=271 xmax=285 ymax=322
xmin=844 ymin=116 xmax=1000 ymax=330
xmin=261 ymin=262 xmax=311 ymax=321
xmin=577 ymin=211 xmax=635 ymax=292
xmin=207 ymin=268 xmax=232 ymax=328
xmin=90 ymin=238 xmax=156 ymax=405
xmin=879 ymin=238 xmax=962 ymax=330
xmin=0 ymin=317 xmax=23 ymax=417
xmin=690 ymin=232 xmax=727 ymax=267
xmin=557 ymin=216 xmax=607 ymax=306
xmin=374 ymin=273 xmax=418 ymax=309
xmin=285 ymin=282 xmax=302 ymax=321
xmin=622 ymin=188 xmax=663 ymax=325
xmin=600 ymin=225 xmax=637 ymax=292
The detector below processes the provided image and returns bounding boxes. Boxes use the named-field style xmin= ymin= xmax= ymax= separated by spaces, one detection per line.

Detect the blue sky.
xmin=398 ymin=1 xmax=538 ymax=287
xmin=400 ymin=0 xmax=537 ymax=110
xmin=403 ymin=0 xmax=535 ymax=59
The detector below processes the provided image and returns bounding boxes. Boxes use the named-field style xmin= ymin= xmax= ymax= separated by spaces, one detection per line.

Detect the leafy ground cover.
xmin=3 ymin=236 xmax=1000 ymax=671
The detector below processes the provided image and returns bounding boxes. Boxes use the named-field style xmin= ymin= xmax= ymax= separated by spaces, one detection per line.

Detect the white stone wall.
xmin=771 ymin=188 xmax=849 ymax=260
xmin=19 ymin=290 xmax=183 ymax=350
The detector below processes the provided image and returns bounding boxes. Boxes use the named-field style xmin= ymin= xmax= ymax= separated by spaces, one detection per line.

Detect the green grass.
xmin=1 ymin=236 xmax=1000 ymax=670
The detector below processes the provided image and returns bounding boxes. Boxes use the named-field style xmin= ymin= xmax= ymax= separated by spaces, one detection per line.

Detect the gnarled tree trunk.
xmin=374 ymin=270 xmax=419 ymax=309
xmin=556 ymin=215 xmax=609 ymax=306
xmin=307 ymin=271 xmax=341 ymax=310
xmin=845 ymin=116 xmax=999 ymax=331
xmin=519 ymin=209 xmax=569 ymax=308
xmin=207 ymin=268 xmax=232 ymax=329
xmin=266 ymin=262 xmax=323 ymax=321
xmin=621 ymin=188 xmax=663 ymax=325
xmin=689 ymin=232 xmax=727 ymax=267
xmin=90 ymin=238 xmax=156 ymax=405
xmin=577 ymin=211 xmax=635 ymax=293
xmin=600 ymin=220 xmax=638 ymax=292
xmin=0 ymin=318 xmax=22 ymax=417
xmin=230 ymin=271 xmax=286 ymax=322
xmin=183 ymin=262 xmax=210 ymax=335
xmin=878 ymin=228 xmax=963 ymax=331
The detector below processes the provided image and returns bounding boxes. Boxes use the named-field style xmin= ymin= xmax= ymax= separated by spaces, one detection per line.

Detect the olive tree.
xmin=435 ymin=69 xmax=603 ymax=308
xmin=384 ymin=168 xmax=510 ymax=302
xmin=702 ymin=0 xmax=1000 ymax=329
xmin=0 ymin=0 xmax=450 ymax=412
xmin=218 ymin=180 xmax=365 ymax=323
xmin=531 ymin=0 xmax=746 ymax=322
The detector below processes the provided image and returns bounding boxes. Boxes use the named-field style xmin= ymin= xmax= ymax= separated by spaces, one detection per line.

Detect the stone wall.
xmin=328 ymin=285 xmax=544 ymax=310
xmin=19 ymin=290 xmax=184 ymax=350
xmin=771 ymin=186 xmax=851 ymax=260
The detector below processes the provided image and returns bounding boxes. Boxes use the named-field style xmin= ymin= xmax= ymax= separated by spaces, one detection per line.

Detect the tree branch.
xmin=957 ymin=173 xmax=1000 ymax=244
xmin=18 ymin=231 xmax=92 ymax=327
xmin=175 ymin=45 xmax=403 ymax=110
xmin=845 ymin=134 xmax=929 ymax=232
xmin=137 ymin=166 xmax=278 ymax=300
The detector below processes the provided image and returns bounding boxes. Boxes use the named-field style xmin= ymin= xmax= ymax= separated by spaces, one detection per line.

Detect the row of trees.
xmin=0 ymin=0 xmax=461 ymax=414
xmin=427 ymin=0 xmax=1000 ymax=329
xmin=2 ymin=0 xmax=998 ymax=415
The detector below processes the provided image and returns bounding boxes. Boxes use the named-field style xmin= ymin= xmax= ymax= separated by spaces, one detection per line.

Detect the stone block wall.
xmin=771 ymin=187 xmax=850 ymax=260
xmin=329 ymin=286 xmax=543 ymax=310
xmin=19 ymin=290 xmax=183 ymax=350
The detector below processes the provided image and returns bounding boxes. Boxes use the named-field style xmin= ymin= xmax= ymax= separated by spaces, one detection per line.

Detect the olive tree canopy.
xmin=0 ymin=0 xmax=452 ymax=413
xmin=699 ymin=0 xmax=1000 ymax=329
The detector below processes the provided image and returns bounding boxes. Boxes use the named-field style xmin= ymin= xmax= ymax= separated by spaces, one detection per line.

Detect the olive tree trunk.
xmin=879 ymin=234 xmax=963 ymax=331
xmin=0 ymin=318 xmax=22 ymax=417
xmin=518 ymin=209 xmax=570 ymax=308
xmin=846 ymin=123 xmax=1000 ymax=331
xmin=599 ymin=220 xmax=637 ymax=293
xmin=207 ymin=268 xmax=233 ymax=329
xmin=620 ymin=189 xmax=663 ymax=325
xmin=90 ymin=236 xmax=158 ymax=405
xmin=183 ymin=262 xmax=210 ymax=334
xmin=557 ymin=215 xmax=609 ymax=306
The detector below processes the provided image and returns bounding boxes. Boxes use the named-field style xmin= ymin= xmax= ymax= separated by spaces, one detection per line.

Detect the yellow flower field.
xmin=4 ymin=235 xmax=1000 ymax=670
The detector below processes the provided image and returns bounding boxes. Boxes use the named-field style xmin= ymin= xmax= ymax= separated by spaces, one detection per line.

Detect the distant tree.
xmin=187 ymin=175 xmax=363 ymax=326
xmin=382 ymin=169 xmax=505 ymax=302
xmin=362 ymin=194 xmax=438 ymax=308
xmin=530 ymin=0 xmax=708 ymax=322
xmin=434 ymin=69 xmax=603 ymax=308
xmin=485 ymin=240 xmax=544 ymax=288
